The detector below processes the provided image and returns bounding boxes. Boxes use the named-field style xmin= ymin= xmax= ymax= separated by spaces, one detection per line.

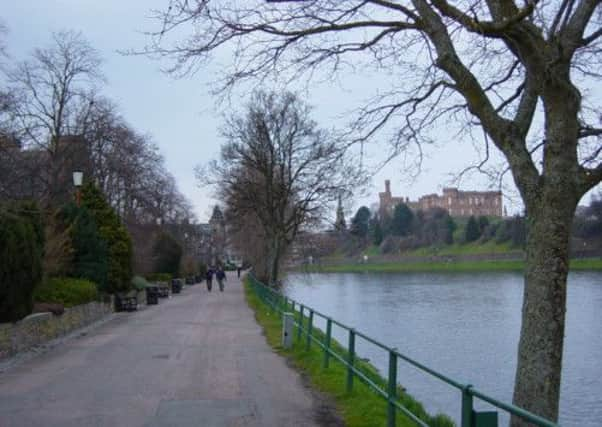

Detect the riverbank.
xmin=293 ymin=257 xmax=602 ymax=273
xmin=244 ymin=278 xmax=454 ymax=427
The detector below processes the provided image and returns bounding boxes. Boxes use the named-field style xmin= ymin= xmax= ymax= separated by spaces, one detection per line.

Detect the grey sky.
xmin=3 ymin=1 xmax=595 ymax=222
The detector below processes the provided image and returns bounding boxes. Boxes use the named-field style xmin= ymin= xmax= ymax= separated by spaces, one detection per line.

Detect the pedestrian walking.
xmin=216 ymin=266 xmax=226 ymax=292
xmin=206 ymin=267 xmax=214 ymax=292
xmin=237 ymin=266 xmax=241 ymax=278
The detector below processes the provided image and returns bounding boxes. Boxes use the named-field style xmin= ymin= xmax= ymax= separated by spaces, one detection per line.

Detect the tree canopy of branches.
xmin=150 ymin=1 xmax=602 ymax=422
xmin=4 ymin=30 xmax=102 ymax=202
xmin=202 ymin=90 xmax=358 ymax=284
xmin=78 ymin=98 xmax=194 ymax=225
xmin=0 ymin=29 xmax=195 ymax=226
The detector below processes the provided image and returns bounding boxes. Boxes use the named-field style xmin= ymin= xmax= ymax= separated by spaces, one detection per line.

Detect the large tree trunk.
xmin=511 ymin=88 xmax=580 ymax=425
xmin=268 ymin=237 xmax=283 ymax=287
xmin=511 ymin=201 xmax=575 ymax=425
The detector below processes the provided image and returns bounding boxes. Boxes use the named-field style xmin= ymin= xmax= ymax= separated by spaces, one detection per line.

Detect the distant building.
xmin=378 ymin=180 xmax=503 ymax=218
xmin=334 ymin=194 xmax=346 ymax=231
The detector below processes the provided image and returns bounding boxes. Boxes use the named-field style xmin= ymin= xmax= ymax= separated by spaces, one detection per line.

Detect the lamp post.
xmin=72 ymin=171 xmax=83 ymax=207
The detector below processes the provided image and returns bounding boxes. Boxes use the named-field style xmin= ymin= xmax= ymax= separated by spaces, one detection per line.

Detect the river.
xmin=283 ymin=271 xmax=602 ymax=427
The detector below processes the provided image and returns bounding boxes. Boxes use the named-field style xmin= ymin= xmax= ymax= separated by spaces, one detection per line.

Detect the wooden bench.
xmin=115 ymin=293 xmax=138 ymax=312
xmin=157 ymin=286 xmax=170 ymax=298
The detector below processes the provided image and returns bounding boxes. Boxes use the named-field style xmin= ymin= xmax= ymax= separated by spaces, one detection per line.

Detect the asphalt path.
xmin=0 ymin=276 xmax=330 ymax=427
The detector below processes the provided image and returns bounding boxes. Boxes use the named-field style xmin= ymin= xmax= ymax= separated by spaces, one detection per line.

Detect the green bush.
xmin=146 ymin=272 xmax=173 ymax=283
xmin=81 ymin=183 xmax=133 ymax=293
xmin=33 ymin=277 xmax=98 ymax=308
xmin=152 ymin=232 xmax=182 ymax=277
xmin=465 ymin=215 xmax=481 ymax=242
xmin=61 ymin=203 xmax=109 ymax=290
xmin=0 ymin=202 xmax=44 ymax=322
xmin=131 ymin=275 xmax=150 ymax=291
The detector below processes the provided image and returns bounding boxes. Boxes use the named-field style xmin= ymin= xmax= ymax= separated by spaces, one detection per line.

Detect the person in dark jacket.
xmin=216 ymin=267 xmax=226 ymax=292
xmin=206 ymin=267 xmax=214 ymax=291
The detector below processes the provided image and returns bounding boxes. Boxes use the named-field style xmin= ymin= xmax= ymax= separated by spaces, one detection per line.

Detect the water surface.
xmin=283 ymin=272 xmax=602 ymax=426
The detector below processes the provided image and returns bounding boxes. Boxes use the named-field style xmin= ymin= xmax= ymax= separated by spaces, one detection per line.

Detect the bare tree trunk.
xmin=268 ymin=237 xmax=282 ymax=287
xmin=512 ymin=203 xmax=574 ymax=425
xmin=512 ymin=92 xmax=580 ymax=425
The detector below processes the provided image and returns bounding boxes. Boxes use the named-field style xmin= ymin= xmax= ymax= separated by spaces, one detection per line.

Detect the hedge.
xmin=33 ymin=277 xmax=98 ymax=308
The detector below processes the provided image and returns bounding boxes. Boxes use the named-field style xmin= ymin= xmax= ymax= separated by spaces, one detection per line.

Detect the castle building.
xmin=379 ymin=180 xmax=503 ymax=218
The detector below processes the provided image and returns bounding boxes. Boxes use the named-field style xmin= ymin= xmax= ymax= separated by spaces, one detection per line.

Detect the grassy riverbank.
xmin=296 ymin=257 xmax=602 ymax=274
xmin=244 ymin=279 xmax=454 ymax=427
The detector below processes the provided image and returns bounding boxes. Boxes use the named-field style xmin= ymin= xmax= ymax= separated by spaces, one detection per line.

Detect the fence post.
xmin=306 ymin=310 xmax=314 ymax=351
xmin=461 ymin=385 xmax=474 ymax=427
xmin=346 ymin=329 xmax=356 ymax=393
xmin=387 ymin=349 xmax=398 ymax=427
xmin=323 ymin=318 xmax=332 ymax=369
xmin=297 ymin=305 xmax=304 ymax=341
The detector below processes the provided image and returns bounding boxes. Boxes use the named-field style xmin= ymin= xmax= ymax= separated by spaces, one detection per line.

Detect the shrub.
xmin=61 ymin=203 xmax=109 ymax=291
xmin=146 ymin=272 xmax=172 ymax=283
xmin=0 ymin=202 xmax=44 ymax=322
xmin=131 ymin=275 xmax=150 ymax=291
xmin=152 ymin=232 xmax=182 ymax=277
xmin=33 ymin=277 xmax=98 ymax=308
xmin=465 ymin=215 xmax=481 ymax=242
xmin=81 ymin=183 xmax=132 ymax=293
xmin=179 ymin=255 xmax=198 ymax=276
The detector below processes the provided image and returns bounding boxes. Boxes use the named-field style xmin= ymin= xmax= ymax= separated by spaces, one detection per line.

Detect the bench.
xmin=115 ymin=293 xmax=138 ymax=312
xmin=171 ymin=279 xmax=183 ymax=294
xmin=157 ymin=286 xmax=170 ymax=298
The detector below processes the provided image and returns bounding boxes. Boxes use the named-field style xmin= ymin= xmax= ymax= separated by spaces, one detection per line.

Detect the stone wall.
xmin=0 ymin=300 xmax=113 ymax=360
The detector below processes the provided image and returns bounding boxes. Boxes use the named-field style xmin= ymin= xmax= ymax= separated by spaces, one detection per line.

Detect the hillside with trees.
xmin=303 ymin=195 xmax=602 ymax=263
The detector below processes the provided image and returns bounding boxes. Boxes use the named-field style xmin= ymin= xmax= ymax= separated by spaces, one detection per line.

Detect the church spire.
xmin=335 ymin=194 xmax=346 ymax=231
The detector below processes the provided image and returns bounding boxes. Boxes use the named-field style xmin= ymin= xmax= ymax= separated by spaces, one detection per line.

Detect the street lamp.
xmin=72 ymin=171 xmax=83 ymax=207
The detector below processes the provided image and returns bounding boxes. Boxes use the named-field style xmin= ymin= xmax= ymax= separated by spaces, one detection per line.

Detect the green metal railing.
xmin=247 ymin=274 xmax=560 ymax=427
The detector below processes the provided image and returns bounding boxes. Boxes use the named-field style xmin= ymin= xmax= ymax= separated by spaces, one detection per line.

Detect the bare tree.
xmin=150 ymin=1 xmax=602 ymax=424
xmin=200 ymin=91 xmax=358 ymax=284
xmin=4 ymin=30 xmax=103 ymax=202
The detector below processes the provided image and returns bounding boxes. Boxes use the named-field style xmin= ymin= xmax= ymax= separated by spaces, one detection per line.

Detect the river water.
xmin=283 ymin=271 xmax=602 ymax=427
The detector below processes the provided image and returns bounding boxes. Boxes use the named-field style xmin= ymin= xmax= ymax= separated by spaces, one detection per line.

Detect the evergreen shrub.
xmin=0 ymin=202 xmax=44 ymax=322
xmin=81 ymin=183 xmax=133 ymax=293
xmin=152 ymin=232 xmax=182 ymax=277
xmin=61 ymin=203 xmax=109 ymax=290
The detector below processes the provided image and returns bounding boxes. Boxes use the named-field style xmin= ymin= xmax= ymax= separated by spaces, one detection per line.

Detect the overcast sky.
xmin=3 ymin=1 xmax=598 ymax=222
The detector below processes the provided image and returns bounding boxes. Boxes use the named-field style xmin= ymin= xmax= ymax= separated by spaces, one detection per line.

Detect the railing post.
xmin=306 ymin=310 xmax=314 ymax=351
xmin=461 ymin=385 xmax=474 ymax=427
xmin=387 ymin=349 xmax=398 ymax=427
xmin=297 ymin=305 xmax=304 ymax=341
xmin=323 ymin=318 xmax=332 ymax=369
xmin=346 ymin=329 xmax=356 ymax=393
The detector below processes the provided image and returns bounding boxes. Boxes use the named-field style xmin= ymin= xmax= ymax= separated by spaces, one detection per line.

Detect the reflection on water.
xmin=283 ymin=271 xmax=602 ymax=427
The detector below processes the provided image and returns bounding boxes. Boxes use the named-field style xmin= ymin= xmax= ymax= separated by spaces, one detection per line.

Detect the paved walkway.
xmin=0 ymin=276 xmax=327 ymax=427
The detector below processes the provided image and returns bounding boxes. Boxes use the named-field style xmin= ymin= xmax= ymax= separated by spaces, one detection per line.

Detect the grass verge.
xmin=244 ymin=278 xmax=455 ymax=427
xmin=299 ymin=257 xmax=602 ymax=274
